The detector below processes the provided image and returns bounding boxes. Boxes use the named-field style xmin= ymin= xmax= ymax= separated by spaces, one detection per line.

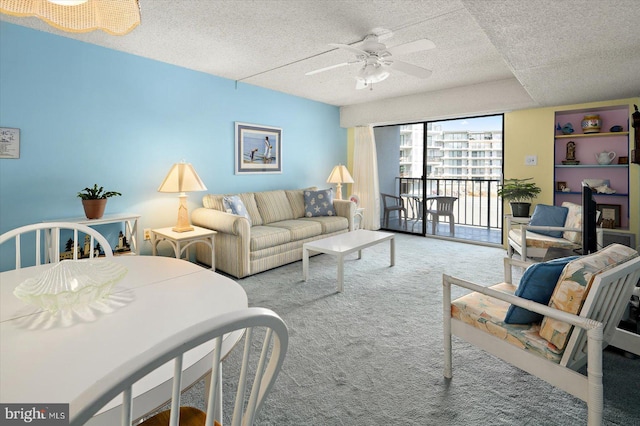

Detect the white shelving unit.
xmin=43 ymin=213 xmax=141 ymax=257
xmin=553 ymin=105 xmax=631 ymax=230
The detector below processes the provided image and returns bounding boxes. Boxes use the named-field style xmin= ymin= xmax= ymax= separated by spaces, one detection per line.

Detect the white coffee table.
xmin=302 ymin=230 xmax=395 ymax=292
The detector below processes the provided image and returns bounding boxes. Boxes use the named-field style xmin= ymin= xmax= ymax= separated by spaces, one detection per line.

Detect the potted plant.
xmin=77 ymin=184 xmax=122 ymax=219
xmin=497 ymin=178 xmax=541 ymax=217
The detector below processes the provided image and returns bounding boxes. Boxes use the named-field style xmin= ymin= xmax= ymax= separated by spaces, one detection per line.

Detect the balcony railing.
xmin=395 ymin=177 xmax=503 ymax=230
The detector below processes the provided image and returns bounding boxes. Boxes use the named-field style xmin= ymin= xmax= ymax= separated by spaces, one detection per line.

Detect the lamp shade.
xmin=158 ymin=162 xmax=207 ymax=194
xmin=326 ymin=164 xmax=354 ymax=184
xmin=0 ymin=0 xmax=141 ymax=35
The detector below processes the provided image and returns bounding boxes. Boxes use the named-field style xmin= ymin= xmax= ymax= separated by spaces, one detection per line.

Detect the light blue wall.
xmin=0 ymin=22 xmax=346 ymax=266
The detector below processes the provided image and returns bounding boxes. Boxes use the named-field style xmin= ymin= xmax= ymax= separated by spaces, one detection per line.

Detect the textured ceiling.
xmin=1 ymin=0 xmax=638 ymax=111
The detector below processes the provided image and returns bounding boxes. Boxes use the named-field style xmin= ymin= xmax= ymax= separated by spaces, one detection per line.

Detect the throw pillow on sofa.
xmin=304 ymin=188 xmax=336 ymax=217
xmin=504 ymin=256 xmax=578 ymax=324
xmin=528 ymin=204 xmax=569 ymax=238
xmin=223 ymin=195 xmax=252 ymax=224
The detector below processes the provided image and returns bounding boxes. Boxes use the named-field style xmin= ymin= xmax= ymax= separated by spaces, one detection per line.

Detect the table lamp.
xmin=326 ymin=164 xmax=354 ymax=200
xmin=158 ymin=161 xmax=207 ymax=232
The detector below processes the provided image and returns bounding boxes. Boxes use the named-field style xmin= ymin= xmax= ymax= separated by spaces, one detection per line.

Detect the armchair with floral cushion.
xmin=443 ymin=244 xmax=640 ymax=425
xmin=507 ymin=202 xmax=583 ymax=261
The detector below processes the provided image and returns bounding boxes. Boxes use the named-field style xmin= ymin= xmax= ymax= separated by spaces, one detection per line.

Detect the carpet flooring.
xmin=185 ymin=233 xmax=640 ymax=425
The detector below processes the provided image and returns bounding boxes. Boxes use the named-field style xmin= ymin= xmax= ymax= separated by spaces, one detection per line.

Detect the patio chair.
xmin=0 ymin=222 xmax=113 ymax=269
xmin=381 ymin=193 xmax=407 ymax=230
xmin=443 ymin=244 xmax=640 ymax=425
xmin=426 ymin=196 xmax=457 ymax=235
xmin=70 ymin=307 xmax=289 ymax=426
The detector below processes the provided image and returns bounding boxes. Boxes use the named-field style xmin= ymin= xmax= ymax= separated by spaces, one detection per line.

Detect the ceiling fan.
xmin=306 ymin=30 xmax=435 ymax=90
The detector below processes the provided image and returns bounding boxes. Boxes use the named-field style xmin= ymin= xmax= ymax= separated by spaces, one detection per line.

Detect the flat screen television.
xmin=582 ymin=183 xmax=598 ymax=255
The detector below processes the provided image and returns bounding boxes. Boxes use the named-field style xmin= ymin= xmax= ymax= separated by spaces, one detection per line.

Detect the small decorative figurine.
xmin=566 ymin=141 xmax=576 ymax=160
xmin=557 ymin=122 xmax=574 ymax=134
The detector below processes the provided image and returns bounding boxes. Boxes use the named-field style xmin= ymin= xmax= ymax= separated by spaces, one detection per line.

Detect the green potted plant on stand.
xmin=77 ymin=184 xmax=122 ymax=219
xmin=497 ymin=178 xmax=541 ymax=217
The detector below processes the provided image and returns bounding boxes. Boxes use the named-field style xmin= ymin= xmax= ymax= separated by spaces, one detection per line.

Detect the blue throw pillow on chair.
xmin=304 ymin=189 xmax=336 ymax=217
xmin=504 ymin=256 xmax=579 ymax=324
xmin=528 ymin=204 xmax=569 ymax=238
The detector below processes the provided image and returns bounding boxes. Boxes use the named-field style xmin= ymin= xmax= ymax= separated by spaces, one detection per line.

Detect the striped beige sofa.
xmin=191 ymin=188 xmax=354 ymax=278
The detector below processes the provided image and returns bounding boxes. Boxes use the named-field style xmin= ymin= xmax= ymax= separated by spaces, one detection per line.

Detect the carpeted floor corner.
xmin=184 ymin=233 xmax=640 ymax=425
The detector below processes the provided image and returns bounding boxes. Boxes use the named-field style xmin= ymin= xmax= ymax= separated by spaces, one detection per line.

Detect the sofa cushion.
xmin=528 ymin=204 xmax=568 ymax=238
xmin=202 ymin=192 xmax=263 ymax=226
xmin=238 ymin=193 xmax=263 ymax=226
xmin=451 ymin=282 xmax=564 ymax=363
xmin=286 ymin=188 xmax=316 ymax=219
xmin=202 ymin=194 xmax=224 ymax=210
xmin=255 ymin=190 xmax=294 ymax=224
xmin=509 ymin=228 xmax=580 ymax=250
xmin=268 ymin=219 xmax=322 ymax=241
xmin=539 ymin=244 xmax=639 ymax=349
xmin=562 ymin=202 xmax=582 ymax=243
xmin=249 ymin=225 xmax=292 ymax=251
xmin=300 ymin=216 xmax=349 ymax=234
xmin=304 ymin=188 xmax=336 ymax=217
xmin=223 ymin=195 xmax=252 ymax=225
xmin=504 ymin=256 xmax=578 ymax=324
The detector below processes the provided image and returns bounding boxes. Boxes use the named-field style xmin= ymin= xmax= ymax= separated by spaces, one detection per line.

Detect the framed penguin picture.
xmin=235 ymin=122 xmax=282 ymax=174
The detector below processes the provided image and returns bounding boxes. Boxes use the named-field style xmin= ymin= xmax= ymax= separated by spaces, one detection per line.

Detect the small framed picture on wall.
xmin=0 ymin=127 xmax=20 ymax=159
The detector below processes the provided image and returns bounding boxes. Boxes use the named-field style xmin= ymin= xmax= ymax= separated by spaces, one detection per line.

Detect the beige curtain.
xmin=352 ymin=126 xmax=380 ymax=230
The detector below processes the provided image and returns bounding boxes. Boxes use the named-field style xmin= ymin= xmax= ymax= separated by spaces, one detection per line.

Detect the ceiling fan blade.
xmin=305 ymin=62 xmax=351 ymax=76
xmin=386 ymin=39 xmax=435 ymax=56
xmin=329 ymin=43 xmax=369 ymax=57
xmin=388 ymin=60 xmax=432 ymax=79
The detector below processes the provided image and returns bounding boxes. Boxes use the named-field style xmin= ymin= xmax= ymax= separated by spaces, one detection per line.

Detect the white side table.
xmin=151 ymin=226 xmax=216 ymax=270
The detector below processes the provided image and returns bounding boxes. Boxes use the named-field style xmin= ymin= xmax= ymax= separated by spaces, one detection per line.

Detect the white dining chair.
xmin=69 ymin=307 xmax=289 ymax=426
xmin=0 ymin=222 xmax=113 ymax=270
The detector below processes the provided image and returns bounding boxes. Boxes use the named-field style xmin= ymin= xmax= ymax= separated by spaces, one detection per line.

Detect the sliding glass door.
xmin=375 ymin=115 xmax=504 ymax=245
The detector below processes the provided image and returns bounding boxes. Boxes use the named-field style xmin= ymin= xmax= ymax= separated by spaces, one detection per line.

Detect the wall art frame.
xmin=234 ymin=122 xmax=282 ymax=174
xmin=0 ymin=127 xmax=20 ymax=159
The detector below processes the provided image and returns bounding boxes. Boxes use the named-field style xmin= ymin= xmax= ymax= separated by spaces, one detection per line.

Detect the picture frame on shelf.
xmin=556 ymin=181 xmax=567 ymax=191
xmin=234 ymin=122 xmax=282 ymax=174
xmin=596 ymin=203 xmax=621 ymax=228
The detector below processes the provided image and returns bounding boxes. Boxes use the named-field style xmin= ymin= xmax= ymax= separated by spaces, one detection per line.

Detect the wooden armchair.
xmin=507 ymin=202 xmax=582 ymax=260
xmin=443 ymin=245 xmax=640 ymax=425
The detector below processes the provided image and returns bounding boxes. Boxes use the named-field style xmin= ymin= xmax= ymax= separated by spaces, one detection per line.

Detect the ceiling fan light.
xmin=1 ymin=0 xmax=140 ymax=35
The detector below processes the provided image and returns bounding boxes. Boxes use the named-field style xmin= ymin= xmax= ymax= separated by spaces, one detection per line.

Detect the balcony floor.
xmin=381 ymin=218 xmax=503 ymax=246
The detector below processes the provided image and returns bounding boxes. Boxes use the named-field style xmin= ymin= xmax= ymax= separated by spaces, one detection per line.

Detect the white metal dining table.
xmin=0 ymin=256 xmax=248 ymax=425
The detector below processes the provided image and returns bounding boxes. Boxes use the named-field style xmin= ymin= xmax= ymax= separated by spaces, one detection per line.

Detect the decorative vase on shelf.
xmin=581 ymin=114 xmax=602 ymax=133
